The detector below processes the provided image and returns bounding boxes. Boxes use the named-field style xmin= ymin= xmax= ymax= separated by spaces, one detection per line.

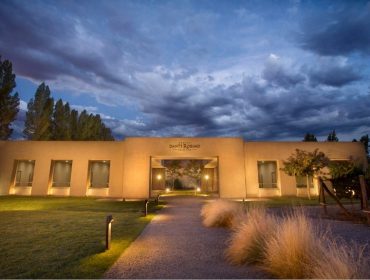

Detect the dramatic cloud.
xmin=305 ymin=58 xmax=363 ymax=87
xmin=298 ymin=5 xmax=370 ymax=56
xmin=1 ymin=0 xmax=370 ymax=141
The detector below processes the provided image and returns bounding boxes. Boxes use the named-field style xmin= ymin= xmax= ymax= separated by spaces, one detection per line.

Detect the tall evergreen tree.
xmin=303 ymin=133 xmax=317 ymax=142
xmin=70 ymin=109 xmax=79 ymax=140
xmin=327 ymin=129 xmax=339 ymax=142
xmin=24 ymin=83 xmax=54 ymax=140
xmin=0 ymin=56 xmax=20 ymax=139
xmin=52 ymin=99 xmax=71 ymax=140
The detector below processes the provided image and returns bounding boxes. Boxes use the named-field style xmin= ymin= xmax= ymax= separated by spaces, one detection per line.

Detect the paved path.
xmin=104 ymin=197 xmax=270 ymax=279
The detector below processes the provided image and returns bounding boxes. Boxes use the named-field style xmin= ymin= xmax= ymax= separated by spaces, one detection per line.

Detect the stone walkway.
xmin=104 ymin=197 xmax=270 ymax=279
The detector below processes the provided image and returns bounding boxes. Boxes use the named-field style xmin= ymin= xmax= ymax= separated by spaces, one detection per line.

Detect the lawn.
xmin=0 ymin=196 xmax=163 ymax=279
xmin=243 ymin=196 xmax=364 ymax=208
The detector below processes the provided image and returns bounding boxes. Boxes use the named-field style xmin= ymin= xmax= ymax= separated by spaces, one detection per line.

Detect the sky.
xmin=1 ymin=0 xmax=370 ymax=141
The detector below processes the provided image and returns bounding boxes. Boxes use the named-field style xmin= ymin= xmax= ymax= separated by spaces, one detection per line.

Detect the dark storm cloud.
xmin=0 ymin=0 xmax=134 ymax=90
xmin=262 ymin=59 xmax=305 ymax=89
xmin=307 ymin=64 xmax=362 ymax=87
xmin=299 ymin=7 xmax=370 ymax=56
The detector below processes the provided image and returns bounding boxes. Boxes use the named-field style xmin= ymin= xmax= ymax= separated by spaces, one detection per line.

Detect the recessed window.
xmin=14 ymin=160 xmax=35 ymax=187
xmin=258 ymin=161 xmax=278 ymax=188
xmin=51 ymin=160 xmax=72 ymax=187
xmin=88 ymin=160 xmax=110 ymax=188
xmin=296 ymin=175 xmax=314 ymax=188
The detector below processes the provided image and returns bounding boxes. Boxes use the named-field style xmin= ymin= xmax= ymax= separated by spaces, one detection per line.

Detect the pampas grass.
xmin=311 ymin=239 xmax=369 ymax=279
xmin=225 ymin=206 xmax=277 ymax=265
xmin=200 ymin=199 xmax=242 ymax=228
xmin=263 ymin=210 xmax=322 ymax=279
xmin=203 ymin=201 xmax=370 ymax=279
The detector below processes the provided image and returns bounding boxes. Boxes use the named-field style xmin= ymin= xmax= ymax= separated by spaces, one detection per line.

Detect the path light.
xmin=196 ymin=187 xmax=201 ymax=193
xmin=105 ymin=215 xmax=114 ymax=250
xmin=144 ymin=199 xmax=149 ymax=216
xmin=165 ymin=187 xmax=170 ymax=193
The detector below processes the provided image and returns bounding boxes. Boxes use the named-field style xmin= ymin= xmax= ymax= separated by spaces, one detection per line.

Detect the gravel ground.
xmin=104 ymin=197 xmax=270 ymax=279
xmin=104 ymin=197 xmax=370 ymax=279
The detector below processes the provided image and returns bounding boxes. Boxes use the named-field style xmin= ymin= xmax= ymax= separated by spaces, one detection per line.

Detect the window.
xmin=14 ymin=160 xmax=35 ymax=186
xmin=51 ymin=160 xmax=72 ymax=187
xmin=296 ymin=175 xmax=314 ymax=188
xmin=88 ymin=160 xmax=110 ymax=188
xmin=258 ymin=161 xmax=278 ymax=188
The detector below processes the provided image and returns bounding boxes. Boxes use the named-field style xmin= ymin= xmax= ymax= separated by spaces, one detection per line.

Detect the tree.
xmin=327 ymin=129 xmax=338 ymax=142
xmin=163 ymin=160 xmax=182 ymax=190
xmin=52 ymin=99 xmax=71 ymax=140
xmin=303 ymin=133 xmax=317 ymax=142
xmin=24 ymin=83 xmax=54 ymax=140
xmin=327 ymin=160 xmax=364 ymax=202
xmin=360 ymin=134 xmax=369 ymax=155
xmin=281 ymin=149 xmax=329 ymax=199
xmin=70 ymin=109 xmax=79 ymax=140
xmin=0 ymin=56 xmax=20 ymax=139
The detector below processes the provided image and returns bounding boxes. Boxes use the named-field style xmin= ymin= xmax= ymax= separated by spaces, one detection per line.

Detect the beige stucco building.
xmin=0 ymin=138 xmax=367 ymax=198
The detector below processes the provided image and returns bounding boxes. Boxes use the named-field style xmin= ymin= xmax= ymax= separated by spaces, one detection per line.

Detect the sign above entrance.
xmin=169 ymin=141 xmax=201 ymax=151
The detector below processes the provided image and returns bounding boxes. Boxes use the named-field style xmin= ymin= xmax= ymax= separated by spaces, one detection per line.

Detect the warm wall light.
xmin=157 ymin=174 xmax=162 ymax=180
xmin=204 ymin=174 xmax=209 ymax=180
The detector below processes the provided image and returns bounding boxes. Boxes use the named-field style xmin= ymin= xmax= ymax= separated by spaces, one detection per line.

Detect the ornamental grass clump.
xmin=200 ymin=199 xmax=242 ymax=228
xmin=225 ymin=205 xmax=277 ymax=265
xmin=311 ymin=239 xmax=370 ymax=279
xmin=263 ymin=210 xmax=322 ymax=279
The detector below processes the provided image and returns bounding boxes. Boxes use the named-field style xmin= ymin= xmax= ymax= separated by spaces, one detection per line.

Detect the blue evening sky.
xmin=1 ymin=0 xmax=369 ymax=140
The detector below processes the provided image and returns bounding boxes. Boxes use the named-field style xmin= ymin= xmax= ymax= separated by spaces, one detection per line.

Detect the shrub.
xmin=200 ymin=199 xmax=242 ymax=228
xmin=225 ymin=205 xmax=277 ymax=265
xmin=311 ymin=239 xmax=370 ymax=279
xmin=263 ymin=210 xmax=323 ymax=279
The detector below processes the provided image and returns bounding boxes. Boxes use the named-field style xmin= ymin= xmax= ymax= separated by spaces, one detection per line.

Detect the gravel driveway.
xmin=104 ymin=197 xmax=370 ymax=279
xmin=104 ymin=197 xmax=270 ymax=279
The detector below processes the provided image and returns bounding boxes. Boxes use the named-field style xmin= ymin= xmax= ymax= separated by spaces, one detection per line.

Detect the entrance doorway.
xmin=150 ymin=156 xmax=219 ymax=197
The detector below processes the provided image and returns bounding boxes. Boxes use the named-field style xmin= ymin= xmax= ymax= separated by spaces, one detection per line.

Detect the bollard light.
xmin=144 ymin=199 xmax=149 ymax=216
xmin=155 ymin=194 xmax=160 ymax=205
xmin=105 ymin=215 xmax=114 ymax=250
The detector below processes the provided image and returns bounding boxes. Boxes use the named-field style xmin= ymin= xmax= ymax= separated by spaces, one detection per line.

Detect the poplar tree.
xmin=0 ymin=56 xmax=20 ymax=139
xmin=24 ymin=83 xmax=54 ymax=140
xmin=70 ymin=109 xmax=79 ymax=140
xmin=327 ymin=129 xmax=339 ymax=142
xmin=52 ymin=99 xmax=71 ymax=140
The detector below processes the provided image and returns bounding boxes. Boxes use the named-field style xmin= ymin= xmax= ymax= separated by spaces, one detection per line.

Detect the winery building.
xmin=0 ymin=138 xmax=367 ymax=198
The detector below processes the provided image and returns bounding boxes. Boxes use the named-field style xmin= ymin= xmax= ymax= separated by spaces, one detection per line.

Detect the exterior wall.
xmin=0 ymin=141 xmax=124 ymax=197
xmin=122 ymin=137 xmax=246 ymax=198
xmin=0 ymin=139 xmax=367 ymax=199
xmin=244 ymin=142 xmax=367 ymax=198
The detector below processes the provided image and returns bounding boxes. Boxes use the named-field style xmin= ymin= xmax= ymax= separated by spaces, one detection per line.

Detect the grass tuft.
xmin=311 ymin=239 xmax=370 ymax=279
xmin=262 ymin=209 xmax=322 ymax=279
xmin=200 ymin=199 xmax=242 ymax=228
xmin=225 ymin=205 xmax=277 ymax=265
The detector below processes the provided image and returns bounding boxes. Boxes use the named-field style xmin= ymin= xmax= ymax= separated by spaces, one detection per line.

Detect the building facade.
xmin=0 ymin=138 xmax=367 ymax=198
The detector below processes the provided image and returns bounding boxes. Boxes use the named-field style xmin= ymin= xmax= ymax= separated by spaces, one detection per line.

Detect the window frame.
xmin=88 ymin=160 xmax=110 ymax=188
xmin=257 ymin=160 xmax=278 ymax=188
xmin=13 ymin=160 xmax=36 ymax=187
xmin=295 ymin=175 xmax=314 ymax=188
xmin=50 ymin=160 xmax=73 ymax=188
